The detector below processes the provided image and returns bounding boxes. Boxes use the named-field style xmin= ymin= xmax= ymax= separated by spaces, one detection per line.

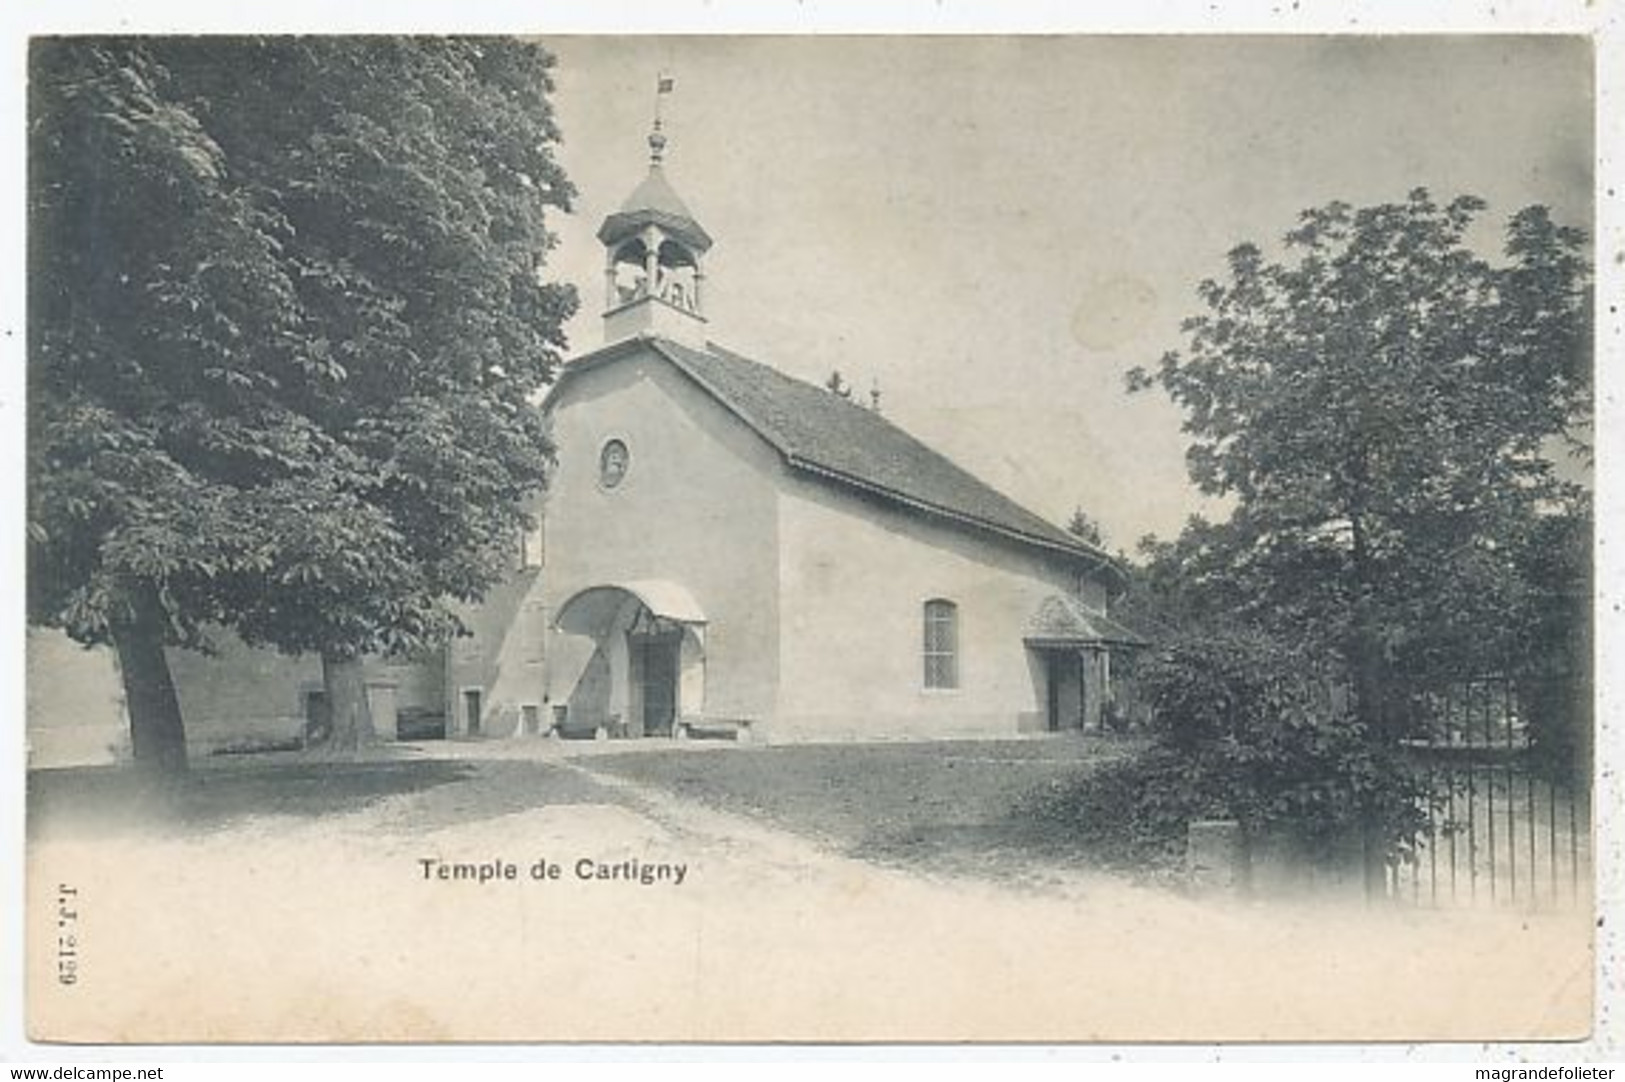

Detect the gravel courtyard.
xmin=25 ymin=739 xmax=1593 ymax=1044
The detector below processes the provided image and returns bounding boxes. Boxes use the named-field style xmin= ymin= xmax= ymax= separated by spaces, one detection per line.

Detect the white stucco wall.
xmin=27 ymin=623 xmax=457 ymax=761
xmin=774 ymin=471 xmax=1110 ymax=739
xmin=167 ymin=632 xmax=450 ymax=749
xmin=165 ymin=635 xmax=317 ymax=752
xmin=447 ymin=567 xmax=546 ymax=738
xmin=541 ymin=346 xmax=784 ymax=728
xmin=26 ymin=629 xmax=130 ymax=768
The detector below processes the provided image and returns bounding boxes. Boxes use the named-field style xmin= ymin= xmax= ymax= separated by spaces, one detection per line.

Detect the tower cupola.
xmin=598 ymin=98 xmax=712 ymax=347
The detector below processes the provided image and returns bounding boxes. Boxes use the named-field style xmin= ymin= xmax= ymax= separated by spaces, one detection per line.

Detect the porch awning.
xmin=1023 ymin=593 xmax=1148 ymax=648
xmin=553 ymin=580 xmax=707 ymax=636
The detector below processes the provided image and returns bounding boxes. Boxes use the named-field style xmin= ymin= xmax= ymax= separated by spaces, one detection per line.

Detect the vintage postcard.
xmin=18 ymin=30 xmax=1606 ymax=1046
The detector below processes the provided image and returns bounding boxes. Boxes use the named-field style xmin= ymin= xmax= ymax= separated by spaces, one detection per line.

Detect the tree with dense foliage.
xmin=1126 ymin=190 xmax=1590 ymax=881
xmin=1129 ymin=189 xmax=1589 ymax=706
xmin=28 ymin=37 xmax=578 ymax=770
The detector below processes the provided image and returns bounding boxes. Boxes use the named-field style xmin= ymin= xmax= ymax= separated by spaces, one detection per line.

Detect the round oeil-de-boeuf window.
xmin=599 ymin=439 xmax=630 ymax=489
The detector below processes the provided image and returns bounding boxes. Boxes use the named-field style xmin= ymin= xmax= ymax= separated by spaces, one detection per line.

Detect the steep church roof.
xmin=553 ymin=335 xmax=1125 ymax=586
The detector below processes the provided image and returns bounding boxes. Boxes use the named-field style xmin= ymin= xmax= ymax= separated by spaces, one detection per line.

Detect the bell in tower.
xmin=597 ymin=97 xmax=713 ymax=348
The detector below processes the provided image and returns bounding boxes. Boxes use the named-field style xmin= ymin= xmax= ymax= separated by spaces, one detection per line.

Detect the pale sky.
xmin=542 ymin=35 xmax=1593 ymax=551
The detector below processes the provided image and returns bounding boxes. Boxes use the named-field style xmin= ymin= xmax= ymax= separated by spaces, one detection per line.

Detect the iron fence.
xmin=1387 ymin=676 xmax=1590 ymax=909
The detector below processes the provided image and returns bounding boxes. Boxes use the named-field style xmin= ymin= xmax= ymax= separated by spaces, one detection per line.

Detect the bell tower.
xmin=597 ymin=95 xmax=713 ymax=348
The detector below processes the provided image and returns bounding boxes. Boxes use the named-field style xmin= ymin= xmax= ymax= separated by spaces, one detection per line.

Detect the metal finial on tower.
xmin=649 ymin=73 xmax=674 ymax=166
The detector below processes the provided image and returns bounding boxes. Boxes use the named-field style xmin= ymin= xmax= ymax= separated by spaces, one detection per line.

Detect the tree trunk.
xmin=110 ymin=584 xmax=188 ymax=775
xmin=321 ymin=649 xmax=375 ymax=753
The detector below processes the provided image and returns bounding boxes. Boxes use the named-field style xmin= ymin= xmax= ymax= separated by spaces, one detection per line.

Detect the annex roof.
xmin=551 ymin=335 xmax=1126 ymax=587
xmin=1024 ymin=593 xmax=1149 ymax=648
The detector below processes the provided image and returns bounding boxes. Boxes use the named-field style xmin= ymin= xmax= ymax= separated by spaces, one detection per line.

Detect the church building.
xmin=529 ymin=121 xmax=1143 ymax=743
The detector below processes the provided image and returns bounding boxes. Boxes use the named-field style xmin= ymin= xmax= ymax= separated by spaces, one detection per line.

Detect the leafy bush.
xmin=1133 ymin=629 xmax=1428 ymax=860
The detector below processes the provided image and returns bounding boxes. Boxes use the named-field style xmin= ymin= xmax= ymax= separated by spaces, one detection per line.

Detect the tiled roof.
xmin=558 ymin=335 xmax=1122 ymax=583
xmin=596 ymin=166 xmax=713 ymax=254
xmin=1024 ymin=593 xmax=1149 ymax=646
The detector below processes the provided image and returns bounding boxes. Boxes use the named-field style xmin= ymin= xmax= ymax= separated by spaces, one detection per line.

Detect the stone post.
xmin=1186 ymin=819 xmax=1249 ymax=895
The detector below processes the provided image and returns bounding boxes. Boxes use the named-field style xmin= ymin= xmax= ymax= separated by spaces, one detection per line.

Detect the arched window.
xmin=922 ymin=599 xmax=959 ymax=690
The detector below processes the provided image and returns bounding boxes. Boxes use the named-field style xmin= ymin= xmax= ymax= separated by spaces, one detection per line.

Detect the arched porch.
xmin=552 ymin=581 xmax=707 ymax=738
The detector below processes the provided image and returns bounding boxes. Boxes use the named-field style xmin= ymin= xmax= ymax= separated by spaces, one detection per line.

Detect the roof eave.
xmin=1025 ymin=634 xmax=1150 ymax=649
xmin=541 ymin=335 xmax=655 ymax=412
xmin=597 ymin=210 xmax=714 ymax=254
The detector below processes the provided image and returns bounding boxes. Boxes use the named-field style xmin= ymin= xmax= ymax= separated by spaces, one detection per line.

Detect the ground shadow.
xmin=27 ymin=757 xmax=479 ymax=840
xmin=386 ymin=759 xmax=618 ymax=834
xmin=28 ymin=755 xmax=627 ymax=841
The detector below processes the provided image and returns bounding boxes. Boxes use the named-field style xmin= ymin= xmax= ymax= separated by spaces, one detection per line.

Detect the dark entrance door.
xmin=1042 ymin=650 xmax=1085 ymax=732
xmin=1045 ymin=653 xmax=1062 ymax=732
xmin=634 ymin=635 xmax=680 ymax=737
xmin=303 ymin=689 xmax=331 ymax=745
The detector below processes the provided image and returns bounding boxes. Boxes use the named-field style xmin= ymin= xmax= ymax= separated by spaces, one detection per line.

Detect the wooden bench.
xmin=674 ymin=715 xmax=758 ymax=743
